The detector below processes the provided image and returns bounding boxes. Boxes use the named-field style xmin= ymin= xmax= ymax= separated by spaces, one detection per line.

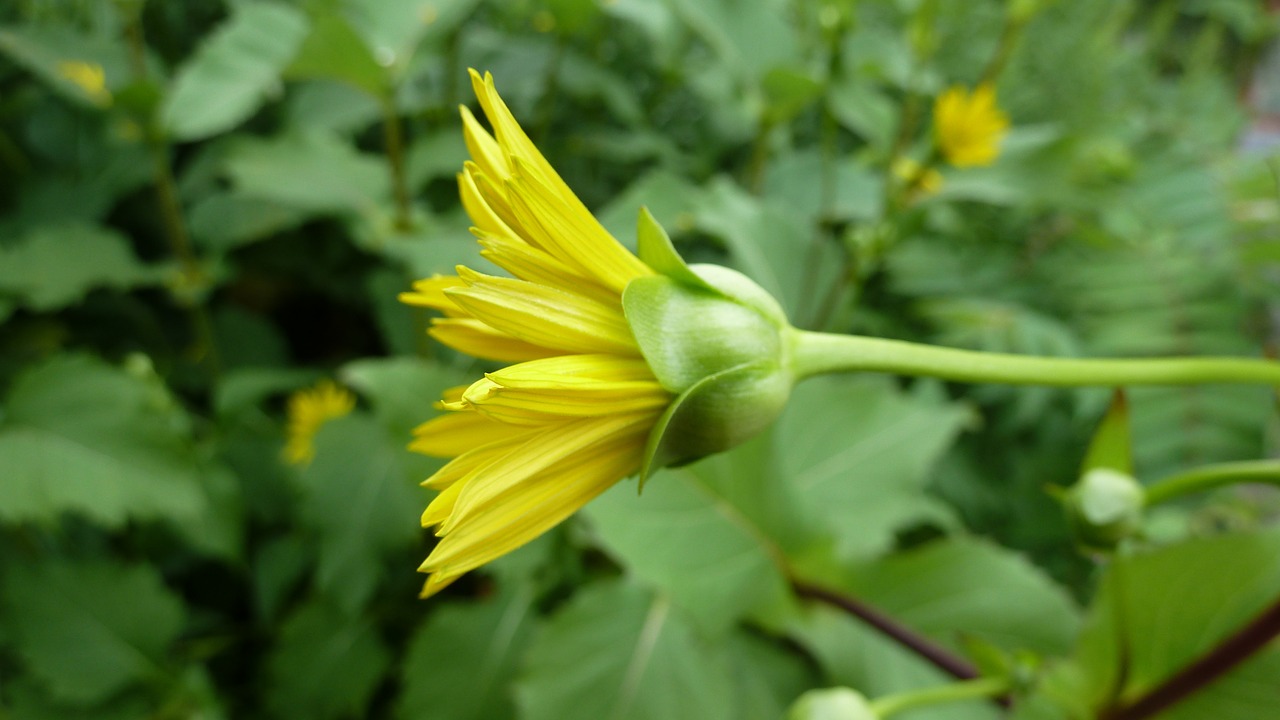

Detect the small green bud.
xmin=787 ymin=687 xmax=879 ymax=720
xmin=623 ymin=264 xmax=792 ymax=481
xmin=1065 ymin=467 xmax=1145 ymax=550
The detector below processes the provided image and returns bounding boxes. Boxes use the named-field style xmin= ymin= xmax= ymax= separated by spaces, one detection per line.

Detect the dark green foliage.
xmin=1 ymin=0 xmax=1278 ymax=718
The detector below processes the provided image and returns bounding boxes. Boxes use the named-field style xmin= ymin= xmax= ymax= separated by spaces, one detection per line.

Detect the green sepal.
xmin=636 ymin=207 xmax=713 ymax=291
xmin=1081 ymin=389 xmax=1132 ymax=475
xmin=638 ymin=359 xmax=791 ymax=488
xmin=622 ymin=274 xmax=783 ymax=392
xmin=1065 ymin=390 xmax=1142 ymax=551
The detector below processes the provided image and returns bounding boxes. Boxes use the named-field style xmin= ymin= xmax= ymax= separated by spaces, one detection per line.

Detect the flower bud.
xmin=1064 ymin=467 xmax=1145 ymax=550
xmin=787 ymin=687 xmax=879 ymax=720
xmin=623 ymin=267 xmax=792 ymax=477
xmin=623 ymin=210 xmax=793 ymax=480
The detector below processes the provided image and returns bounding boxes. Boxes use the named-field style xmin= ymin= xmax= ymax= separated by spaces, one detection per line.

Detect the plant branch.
xmin=1099 ymin=593 xmax=1280 ymax=720
xmin=791 ymin=330 xmax=1280 ymax=387
xmin=1143 ymin=460 xmax=1280 ymax=506
xmin=791 ymin=580 xmax=980 ymax=682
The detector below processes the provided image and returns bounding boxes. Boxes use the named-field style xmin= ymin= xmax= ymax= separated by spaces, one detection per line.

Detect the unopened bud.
xmin=787 ymin=687 xmax=879 ymax=720
xmin=1065 ymin=467 xmax=1145 ymax=550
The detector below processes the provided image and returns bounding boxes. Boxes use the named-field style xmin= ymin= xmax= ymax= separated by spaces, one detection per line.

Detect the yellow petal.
xmin=422 ymin=427 xmax=645 ymax=578
xmin=440 ymin=413 xmax=652 ymax=535
xmin=410 ymin=409 xmax=536 ymax=457
xmin=475 ymin=230 xmax=618 ymax=306
xmin=459 ymin=164 xmax=518 ymax=238
xmin=398 ymin=275 xmax=469 ymax=317
xmin=460 ymin=104 xmax=508 ymax=181
xmin=429 ymin=318 xmax=562 ymax=363
xmin=446 ymin=267 xmax=638 ymax=355
xmin=504 ymin=159 xmax=651 ymax=293
xmin=421 ymin=479 xmax=464 ymax=527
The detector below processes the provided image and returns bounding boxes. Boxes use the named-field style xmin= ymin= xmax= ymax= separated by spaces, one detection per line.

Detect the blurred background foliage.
xmin=1 ymin=0 xmax=1280 ymax=718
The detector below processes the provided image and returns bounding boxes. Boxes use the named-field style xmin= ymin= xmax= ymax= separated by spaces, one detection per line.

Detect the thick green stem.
xmin=1144 ymin=460 xmax=1280 ymax=507
xmin=790 ymin=331 xmax=1280 ymax=387
xmin=869 ymin=677 xmax=1011 ymax=718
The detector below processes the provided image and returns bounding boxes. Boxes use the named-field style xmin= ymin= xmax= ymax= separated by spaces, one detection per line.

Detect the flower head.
xmin=404 ymin=71 xmax=795 ymax=598
xmin=283 ymin=380 xmax=356 ymax=466
xmin=402 ymin=70 xmax=670 ymax=597
xmin=933 ymin=83 xmax=1009 ymax=168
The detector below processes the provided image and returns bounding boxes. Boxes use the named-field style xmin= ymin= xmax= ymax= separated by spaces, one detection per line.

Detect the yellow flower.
xmin=56 ymin=60 xmax=112 ymax=106
xmin=282 ymin=380 xmax=356 ymax=466
xmin=400 ymin=70 xmax=670 ymax=598
xmin=933 ymin=83 xmax=1009 ymax=168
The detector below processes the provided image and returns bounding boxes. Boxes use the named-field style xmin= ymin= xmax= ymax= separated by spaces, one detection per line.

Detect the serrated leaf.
xmin=780 ymin=376 xmax=969 ymax=559
xmin=0 ymin=355 xmax=205 ymax=528
xmin=300 ymin=415 xmax=423 ymax=613
xmin=0 ymin=222 xmax=161 ymax=311
xmin=2 ymin=560 xmax=184 ymax=705
xmin=396 ymin=585 xmax=537 ymax=720
xmin=266 ymin=598 xmax=390 ymax=720
xmin=161 ymin=2 xmax=310 ymax=140
xmin=515 ymin=580 xmax=735 ymax=720
xmin=223 ymin=131 xmax=390 ymax=215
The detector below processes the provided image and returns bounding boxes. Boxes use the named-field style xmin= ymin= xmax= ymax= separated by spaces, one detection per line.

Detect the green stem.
xmin=1144 ymin=460 xmax=1280 ymax=507
xmin=790 ymin=331 xmax=1280 ymax=387
xmin=869 ymin=677 xmax=1011 ymax=718
xmin=381 ymin=96 xmax=413 ymax=232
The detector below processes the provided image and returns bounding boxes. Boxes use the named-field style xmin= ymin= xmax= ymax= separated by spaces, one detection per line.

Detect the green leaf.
xmin=1039 ymin=527 xmax=1280 ymax=719
xmin=848 ymin=538 xmax=1081 ymax=656
xmin=693 ymin=179 xmax=841 ymax=323
xmin=188 ymin=192 xmax=309 ymax=252
xmin=0 ymin=25 xmax=131 ymax=108
xmin=780 ymin=376 xmax=969 ymax=559
xmin=515 ymin=580 xmax=736 ymax=720
xmin=340 ymin=355 xmax=471 ymax=439
xmin=396 ymin=585 xmax=538 ymax=720
xmin=285 ymin=12 xmax=388 ymax=98
xmin=300 ymin=415 xmax=423 ymax=613
xmin=2 ymin=559 xmax=184 ymax=705
xmin=0 ymin=222 xmax=161 ymax=311
xmin=0 ymin=355 xmax=206 ymax=528
xmin=161 ymin=2 xmax=310 ymax=140
xmin=266 ymin=598 xmax=390 ymax=720
xmin=341 ymin=0 xmax=485 ymax=69
xmin=827 ymin=77 xmax=899 ymax=149
xmin=727 ymin=631 xmax=819 ymax=720
xmin=597 ymin=169 xmax=701 ymax=251
xmin=585 ymin=467 xmax=792 ymax=634
xmin=789 ymin=606 xmax=998 ymax=720
xmin=223 ymin=131 xmax=390 ymax=215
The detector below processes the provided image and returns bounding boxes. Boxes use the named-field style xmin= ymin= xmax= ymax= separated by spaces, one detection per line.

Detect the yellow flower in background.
xmin=400 ymin=70 xmax=670 ymax=598
xmin=282 ymin=380 xmax=356 ymax=466
xmin=933 ymin=83 xmax=1009 ymax=168
xmin=56 ymin=60 xmax=112 ymax=106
